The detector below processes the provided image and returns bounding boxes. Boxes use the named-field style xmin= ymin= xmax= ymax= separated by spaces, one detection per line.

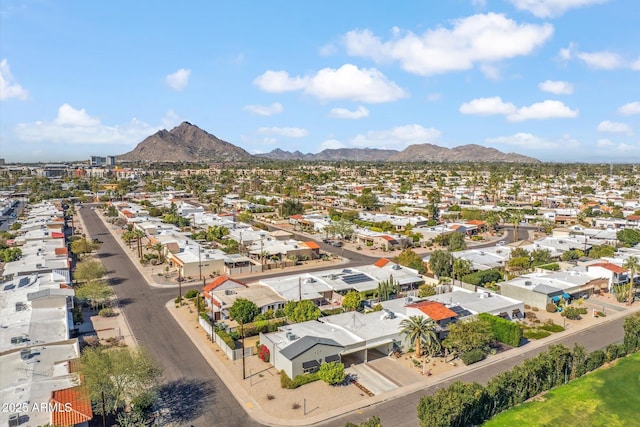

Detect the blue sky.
xmin=1 ymin=0 xmax=639 ymax=163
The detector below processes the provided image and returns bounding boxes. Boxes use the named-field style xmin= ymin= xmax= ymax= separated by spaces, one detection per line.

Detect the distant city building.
xmin=89 ymin=155 xmax=115 ymax=167
xmin=0 ymin=158 xmax=5 ymax=165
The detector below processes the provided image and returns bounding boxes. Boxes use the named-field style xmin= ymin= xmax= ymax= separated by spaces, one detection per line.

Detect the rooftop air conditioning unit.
xmin=525 ymin=281 xmax=532 ymax=286
xmin=15 ymin=302 xmax=26 ymax=312
xmin=392 ymin=264 xmax=401 ymax=270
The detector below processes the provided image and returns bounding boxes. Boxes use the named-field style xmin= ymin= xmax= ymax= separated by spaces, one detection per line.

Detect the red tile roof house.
xmin=586 ymin=262 xmax=628 ymax=292
xmin=405 ymin=300 xmax=459 ymax=339
xmin=203 ymin=276 xmax=247 ymax=321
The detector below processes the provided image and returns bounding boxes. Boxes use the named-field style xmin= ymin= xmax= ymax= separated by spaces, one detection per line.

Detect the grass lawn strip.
xmin=484 ymin=351 xmax=640 ymax=427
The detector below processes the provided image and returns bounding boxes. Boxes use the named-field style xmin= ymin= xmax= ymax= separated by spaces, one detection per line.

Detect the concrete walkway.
xmin=345 ymin=364 xmax=398 ymax=395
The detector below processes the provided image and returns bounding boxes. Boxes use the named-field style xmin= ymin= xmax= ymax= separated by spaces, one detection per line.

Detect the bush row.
xmin=280 ymin=370 xmax=319 ymax=389
xmin=477 ymin=313 xmax=523 ymax=347
xmin=461 ymin=269 xmax=503 ymax=286
xmin=460 ymin=348 xmax=485 ymax=365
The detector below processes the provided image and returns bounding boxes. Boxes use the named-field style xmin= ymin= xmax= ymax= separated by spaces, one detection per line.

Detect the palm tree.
xmin=623 ymin=256 xmax=639 ymax=306
xmin=400 ymin=316 xmax=438 ymax=358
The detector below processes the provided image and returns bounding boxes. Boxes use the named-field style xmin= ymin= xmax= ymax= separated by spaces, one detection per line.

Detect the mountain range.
xmin=118 ymin=122 xmax=539 ymax=163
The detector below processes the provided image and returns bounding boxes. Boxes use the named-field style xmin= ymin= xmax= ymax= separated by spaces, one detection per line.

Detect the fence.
xmin=198 ymin=317 xmax=254 ymax=360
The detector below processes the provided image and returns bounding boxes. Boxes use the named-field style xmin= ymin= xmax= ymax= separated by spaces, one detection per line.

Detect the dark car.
xmin=331 ymin=241 xmax=343 ymax=247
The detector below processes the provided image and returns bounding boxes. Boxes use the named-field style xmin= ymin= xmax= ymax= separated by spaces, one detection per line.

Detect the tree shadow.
xmin=108 ymin=277 xmax=126 ymax=286
xmin=97 ymin=252 xmax=115 ymax=258
xmin=113 ymin=297 xmax=134 ymax=307
xmin=156 ymin=378 xmax=215 ymax=425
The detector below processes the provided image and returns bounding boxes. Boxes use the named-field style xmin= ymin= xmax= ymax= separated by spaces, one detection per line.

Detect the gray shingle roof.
xmin=280 ymin=336 xmax=343 ymax=360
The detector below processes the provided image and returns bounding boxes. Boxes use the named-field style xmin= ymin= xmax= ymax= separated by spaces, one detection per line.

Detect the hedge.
xmin=460 ymin=348 xmax=485 ymax=365
xmin=477 ymin=313 xmax=523 ymax=347
xmin=215 ymin=328 xmax=237 ymax=349
xmin=461 ymin=269 xmax=503 ymax=286
xmin=280 ymin=371 xmax=320 ymax=389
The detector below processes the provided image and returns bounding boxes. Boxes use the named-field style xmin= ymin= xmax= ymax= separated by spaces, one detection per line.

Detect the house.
xmin=211 ymin=285 xmax=287 ymax=321
xmin=277 ymin=336 xmax=344 ymax=378
xmin=585 ymin=262 xmax=627 ymax=291
xmin=203 ymin=276 xmax=247 ymax=321
xmin=405 ymin=300 xmax=458 ymax=337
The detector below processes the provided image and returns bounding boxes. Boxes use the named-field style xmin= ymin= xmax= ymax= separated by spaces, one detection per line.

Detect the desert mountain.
xmin=259 ymin=144 xmax=538 ymax=163
xmin=118 ymin=122 xmax=539 ymax=163
xmin=118 ymin=122 xmax=252 ymax=162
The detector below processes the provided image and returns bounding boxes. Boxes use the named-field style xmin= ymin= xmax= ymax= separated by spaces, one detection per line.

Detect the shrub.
xmin=460 ymin=348 xmax=485 ymax=365
xmin=318 ymin=362 xmax=346 ymax=385
xmin=539 ymin=321 xmax=564 ymax=333
xmin=292 ymin=403 xmax=301 ymax=410
xmin=461 ymin=269 xmax=502 ymax=286
xmin=184 ymin=289 xmax=198 ymax=299
xmin=215 ymin=329 xmax=237 ymax=349
xmin=586 ymin=349 xmax=606 ymax=371
xmin=523 ymin=329 xmax=551 ymax=340
xmin=280 ymin=371 xmax=319 ymax=389
xmin=605 ymin=343 xmax=627 ymax=362
xmin=266 ymin=394 xmax=275 ymax=400
xmin=98 ymin=308 xmax=115 ymax=317
xmin=477 ymin=313 xmax=523 ymax=347
xmin=595 ymin=311 xmax=606 ymax=317
xmin=531 ymin=307 xmax=539 ymax=312
xmin=257 ymin=344 xmax=270 ymax=363
xmin=561 ymin=306 xmax=582 ymax=320
xmin=546 ymin=303 xmax=557 ymax=313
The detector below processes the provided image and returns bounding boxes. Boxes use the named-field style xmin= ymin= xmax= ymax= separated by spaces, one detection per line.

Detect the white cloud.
xmin=349 ymin=124 xmax=442 ymax=149
xmin=164 ymin=68 xmax=191 ymax=91
xmin=509 ymin=100 xmax=578 ymax=122
xmin=319 ymin=139 xmax=347 ymax=151
xmin=254 ymin=64 xmax=407 ymax=103
xmin=328 ymin=105 xmax=370 ymax=119
xmin=14 ymin=104 xmax=163 ymax=145
xmin=0 ymin=59 xmax=28 ymax=100
xmin=596 ymin=138 xmax=614 ymax=147
xmin=597 ymin=120 xmax=633 ymax=135
xmin=244 ymin=102 xmax=283 ymax=116
xmin=254 ymin=70 xmax=307 ymax=92
xmin=618 ymin=101 xmax=640 ymax=116
xmin=460 ymin=97 xmax=578 ymax=121
xmin=632 ymin=58 xmax=640 ymax=71
xmin=319 ymin=44 xmax=337 ymax=56
xmin=506 ymin=0 xmax=609 ymax=18
xmin=459 ymin=97 xmax=517 ymax=115
xmin=258 ymin=126 xmax=309 ymax=138
xmin=343 ymin=13 xmax=553 ymax=76
xmin=426 ymin=93 xmax=442 ymax=102
xmin=559 ymin=43 xmax=635 ymax=70
xmin=538 ymin=80 xmax=574 ymax=94
xmin=479 ymin=64 xmax=501 ymax=80
xmin=472 ymin=0 xmax=487 ymax=7
xmin=486 ymin=132 xmax=580 ymax=150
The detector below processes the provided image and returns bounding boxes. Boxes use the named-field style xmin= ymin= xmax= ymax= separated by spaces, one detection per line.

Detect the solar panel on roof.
xmin=341 ymin=273 xmax=372 ymax=284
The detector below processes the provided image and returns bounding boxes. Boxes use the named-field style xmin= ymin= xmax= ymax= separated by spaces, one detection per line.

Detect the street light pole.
xmin=241 ymin=322 xmax=246 ymax=380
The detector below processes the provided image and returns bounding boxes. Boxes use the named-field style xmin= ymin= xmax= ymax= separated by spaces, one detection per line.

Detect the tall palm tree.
xmin=623 ymin=256 xmax=639 ymax=306
xmin=400 ymin=316 xmax=438 ymax=358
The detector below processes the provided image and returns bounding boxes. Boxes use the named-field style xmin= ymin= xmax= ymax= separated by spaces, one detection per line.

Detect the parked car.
xmin=331 ymin=241 xmax=343 ymax=247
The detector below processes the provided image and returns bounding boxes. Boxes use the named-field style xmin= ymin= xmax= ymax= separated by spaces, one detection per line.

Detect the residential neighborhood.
xmin=1 ymin=158 xmax=639 ymax=427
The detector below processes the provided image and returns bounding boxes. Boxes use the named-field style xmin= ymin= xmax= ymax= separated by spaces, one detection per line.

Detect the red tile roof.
xmin=380 ymin=235 xmax=396 ymax=241
xmin=54 ymin=247 xmax=68 ymax=256
xmin=50 ymin=386 xmax=93 ymax=426
xmin=626 ymin=215 xmax=640 ymax=221
xmin=204 ymin=276 xmax=246 ymax=292
xmin=289 ymin=214 xmax=304 ymax=220
xmin=466 ymin=220 xmax=486 ymax=226
xmin=590 ymin=262 xmax=626 ymax=274
xmin=51 ymin=232 xmax=65 ymax=239
xmin=373 ymin=258 xmax=390 ymax=268
xmin=407 ymin=301 xmax=458 ymax=321
xmin=304 ymin=241 xmax=320 ymax=250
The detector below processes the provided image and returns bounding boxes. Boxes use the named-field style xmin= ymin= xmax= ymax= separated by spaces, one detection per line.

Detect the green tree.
xmin=80 ymin=347 xmax=163 ymax=416
xmin=448 ymin=232 xmax=466 ymax=252
xmin=589 ymin=244 xmax=615 ymax=259
xmin=229 ymin=298 xmax=260 ymax=324
xmin=443 ymin=318 xmax=494 ymax=355
xmin=318 ymin=361 xmax=346 ymax=385
xmin=399 ymin=316 xmax=438 ymax=358
xmin=281 ymin=199 xmax=304 ymax=217
xmin=530 ymin=248 xmax=552 ymax=266
xmin=0 ymin=247 xmax=22 ymax=262
xmin=342 ymin=291 xmax=362 ymax=312
xmin=623 ymin=312 xmax=640 ymax=353
xmin=561 ymin=249 xmax=584 ymax=261
xmin=326 ymin=218 xmax=355 ymax=241
xmin=623 ymin=256 xmax=639 ymax=305
xmin=617 ymin=229 xmax=640 ymax=247
xmin=452 ymin=258 xmax=472 ymax=286
xmin=395 ymin=248 xmax=427 ymax=274
xmin=418 ymin=283 xmax=437 ymax=297
xmin=283 ymin=300 xmax=321 ymax=323
xmin=344 ymin=415 xmax=382 ymax=427
xmin=74 ymin=280 xmax=114 ymax=309
xmin=356 ymin=192 xmax=378 ymax=211
xmin=70 ymin=238 xmax=100 ymax=256
xmin=73 ymin=260 xmax=107 ymax=283
xmin=428 ymin=250 xmax=453 ymax=278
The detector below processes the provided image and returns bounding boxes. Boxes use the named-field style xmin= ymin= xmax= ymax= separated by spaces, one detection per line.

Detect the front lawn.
xmin=484 ymin=351 xmax=640 ymax=426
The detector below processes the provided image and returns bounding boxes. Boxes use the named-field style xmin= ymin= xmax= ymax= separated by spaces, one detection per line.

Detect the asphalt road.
xmin=81 ymin=208 xmax=260 ymax=427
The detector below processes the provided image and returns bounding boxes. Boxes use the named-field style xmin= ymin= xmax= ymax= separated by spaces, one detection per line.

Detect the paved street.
xmin=80 ymin=208 xmax=260 ymax=427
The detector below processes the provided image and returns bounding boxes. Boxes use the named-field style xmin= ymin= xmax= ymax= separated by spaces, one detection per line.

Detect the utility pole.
xmin=241 ymin=322 xmax=246 ymax=380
